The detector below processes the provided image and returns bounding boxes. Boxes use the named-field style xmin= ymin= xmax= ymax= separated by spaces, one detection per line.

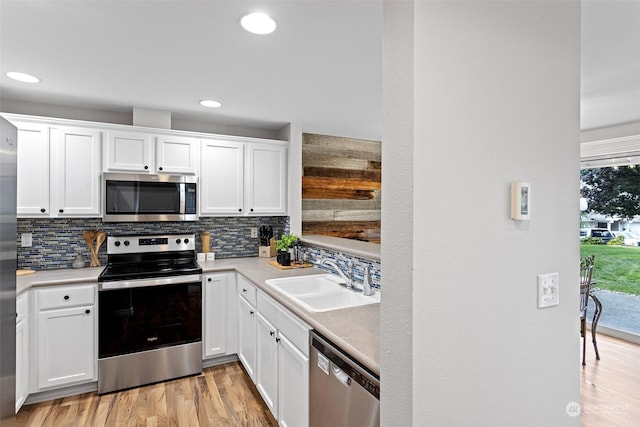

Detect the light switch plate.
xmin=250 ymin=227 xmax=258 ymax=238
xmin=538 ymin=273 xmax=559 ymax=308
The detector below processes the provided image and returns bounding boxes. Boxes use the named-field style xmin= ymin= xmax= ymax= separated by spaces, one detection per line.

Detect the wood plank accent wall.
xmin=302 ymin=133 xmax=381 ymax=243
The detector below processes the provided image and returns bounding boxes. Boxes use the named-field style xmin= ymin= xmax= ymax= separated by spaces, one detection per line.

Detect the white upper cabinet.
xmin=15 ymin=122 xmax=50 ymax=216
xmin=104 ymin=133 xmax=199 ymax=175
xmin=104 ymin=130 xmax=153 ymax=173
xmin=50 ymin=126 xmax=102 ymax=216
xmin=200 ymin=140 xmax=245 ymax=215
xmin=246 ymin=143 xmax=287 ymax=215
xmin=155 ymin=135 xmax=199 ymax=174
xmin=200 ymin=140 xmax=287 ymax=216
xmin=12 ymin=118 xmax=102 ymax=218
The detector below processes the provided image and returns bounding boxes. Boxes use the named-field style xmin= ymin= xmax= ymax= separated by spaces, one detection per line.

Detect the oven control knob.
xmin=176 ymin=239 xmax=181 ymax=244
xmin=124 ymin=240 xmax=130 ymax=246
xmin=184 ymin=238 xmax=189 ymax=244
xmin=114 ymin=241 xmax=121 ymax=247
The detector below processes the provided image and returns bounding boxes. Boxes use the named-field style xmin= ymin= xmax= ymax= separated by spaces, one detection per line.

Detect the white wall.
xmin=0 ymin=98 xmax=280 ymax=140
xmin=380 ymin=1 xmax=414 ymax=426
xmin=382 ymin=1 xmax=581 ymax=425
xmin=581 ymin=120 xmax=640 ymax=143
xmin=279 ymin=122 xmax=303 ymax=236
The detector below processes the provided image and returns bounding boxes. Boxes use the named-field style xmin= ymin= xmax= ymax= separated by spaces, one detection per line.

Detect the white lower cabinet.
xmin=238 ymin=282 xmax=256 ymax=383
xmin=256 ymin=312 xmax=279 ymax=416
xmin=278 ymin=333 xmax=309 ymax=427
xmin=203 ymin=273 xmax=238 ymax=358
xmin=35 ymin=284 xmax=96 ymax=390
xmin=255 ymin=292 xmax=311 ymax=427
xmin=15 ymin=293 xmax=29 ymax=413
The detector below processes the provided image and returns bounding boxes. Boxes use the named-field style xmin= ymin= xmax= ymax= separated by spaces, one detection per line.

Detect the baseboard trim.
xmin=25 ymin=382 xmax=98 ymax=405
xmin=588 ymin=322 xmax=640 ymax=345
xmin=203 ymin=354 xmax=239 ymax=368
xmin=23 ymin=354 xmax=241 ymax=407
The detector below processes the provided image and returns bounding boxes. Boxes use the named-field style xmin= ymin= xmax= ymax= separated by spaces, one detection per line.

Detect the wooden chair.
xmin=580 ymin=255 xmax=596 ymax=365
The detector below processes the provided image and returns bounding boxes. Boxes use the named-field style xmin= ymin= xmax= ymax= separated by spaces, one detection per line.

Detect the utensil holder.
xmin=201 ymin=231 xmax=210 ymax=253
xmin=259 ymin=237 xmax=276 ymax=258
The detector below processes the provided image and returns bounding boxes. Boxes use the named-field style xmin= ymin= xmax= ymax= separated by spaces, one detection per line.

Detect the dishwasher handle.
xmin=331 ymin=363 xmax=352 ymax=387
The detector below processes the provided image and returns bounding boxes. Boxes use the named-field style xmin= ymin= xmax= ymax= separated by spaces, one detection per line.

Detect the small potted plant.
xmin=276 ymin=233 xmax=298 ymax=266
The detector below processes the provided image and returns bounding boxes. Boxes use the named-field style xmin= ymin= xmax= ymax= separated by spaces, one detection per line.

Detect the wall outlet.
xmin=250 ymin=227 xmax=258 ymax=238
xmin=21 ymin=233 xmax=32 ymax=247
xmin=537 ymin=273 xmax=559 ymax=308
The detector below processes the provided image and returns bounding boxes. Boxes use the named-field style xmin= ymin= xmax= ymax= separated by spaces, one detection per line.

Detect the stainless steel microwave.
xmin=103 ymin=173 xmax=198 ymax=222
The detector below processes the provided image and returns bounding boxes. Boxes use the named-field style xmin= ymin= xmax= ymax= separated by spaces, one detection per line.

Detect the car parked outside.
xmin=611 ymin=231 xmax=640 ymax=246
xmin=580 ymin=228 xmax=615 ymax=244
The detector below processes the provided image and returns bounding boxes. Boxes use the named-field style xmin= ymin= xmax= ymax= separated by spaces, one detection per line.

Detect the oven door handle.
xmin=99 ymin=274 xmax=202 ymax=290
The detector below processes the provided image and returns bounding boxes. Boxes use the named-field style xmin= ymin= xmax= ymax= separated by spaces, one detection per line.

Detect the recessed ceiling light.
xmin=241 ymin=12 xmax=276 ymax=35
xmin=200 ymin=99 xmax=222 ymax=108
xmin=6 ymin=71 xmax=41 ymax=83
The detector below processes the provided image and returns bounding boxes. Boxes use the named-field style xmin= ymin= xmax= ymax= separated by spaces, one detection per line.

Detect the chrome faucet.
xmin=321 ymin=258 xmax=354 ymax=289
xmin=362 ymin=265 xmax=375 ymax=296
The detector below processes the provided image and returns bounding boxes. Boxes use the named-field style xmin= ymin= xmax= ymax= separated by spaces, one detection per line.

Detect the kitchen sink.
xmin=265 ymin=274 xmax=380 ymax=312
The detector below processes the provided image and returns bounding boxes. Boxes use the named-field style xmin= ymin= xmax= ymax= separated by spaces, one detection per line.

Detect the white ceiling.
xmin=0 ymin=1 xmax=638 ymax=141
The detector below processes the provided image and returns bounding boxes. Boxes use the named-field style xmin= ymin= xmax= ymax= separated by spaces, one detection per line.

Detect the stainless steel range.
xmin=97 ymin=233 xmax=202 ymax=394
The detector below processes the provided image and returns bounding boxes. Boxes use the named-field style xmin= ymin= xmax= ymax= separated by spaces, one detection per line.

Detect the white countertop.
xmin=16 ymin=257 xmax=380 ymax=375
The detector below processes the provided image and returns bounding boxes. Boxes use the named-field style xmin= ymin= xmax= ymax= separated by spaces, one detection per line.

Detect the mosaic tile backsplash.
xmin=300 ymin=244 xmax=381 ymax=290
xmin=17 ymin=217 xmax=288 ymax=270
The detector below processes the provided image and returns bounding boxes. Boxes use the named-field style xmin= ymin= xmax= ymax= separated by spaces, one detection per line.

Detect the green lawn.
xmin=580 ymin=244 xmax=640 ymax=295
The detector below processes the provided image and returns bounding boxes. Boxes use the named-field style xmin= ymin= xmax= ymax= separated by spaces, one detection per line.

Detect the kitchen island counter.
xmin=16 ymin=257 xmax=380 ymax=376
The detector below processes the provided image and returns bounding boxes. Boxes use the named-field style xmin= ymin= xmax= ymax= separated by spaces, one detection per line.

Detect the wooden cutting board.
xmin=16 ymin=269 xmax=35 ymax=276
xmin=268 ymin=260 xmax=313 ymax=270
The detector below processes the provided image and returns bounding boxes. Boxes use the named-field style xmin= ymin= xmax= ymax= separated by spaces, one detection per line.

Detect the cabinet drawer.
xmin=36 ymin=284 xmax=95 ymax=310
xmin=258 ymin=292 xmax=311 ymax=356
xmin=237 ymin=275 xmax=257 ymax=306
xmin=16 ymin=293 xmax=28 ymax=323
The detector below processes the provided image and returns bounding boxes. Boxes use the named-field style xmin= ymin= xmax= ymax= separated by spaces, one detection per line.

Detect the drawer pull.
xmin=270 ymin=331 xmax=274 ymax=337
xmin=85 ymin=309 xmax=91 ymax=314
xmin=242 ymin=288 xmax=247 ymax=293
xmin=250 ymin=310 xmax=254 ymax=315
xmin=64 ymin=295 xmax=70 ymax=300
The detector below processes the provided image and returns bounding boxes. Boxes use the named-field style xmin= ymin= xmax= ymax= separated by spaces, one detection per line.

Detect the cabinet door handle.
xmin=85 ymin=309 xmax=91 ymax=314
xmin=238 ymin=208 xmax=242 ymax=212
xmin=270 ymin=331 xmax=274 ymax=337
xmin=64 ymin=295 xmax=70 ymax=300
xmin=242 ymin=288 xmax=247 ymax=293
xmin=275 ymin=337 xmax=281 ymax=343
xmin=59 ymin=209 xmax=64 ymax=213
xmin=249 ymin=310 xmax=254 ymax=315
xmin=40 ymin=208 xmax=46 ymax=213
xmin=207 ymin=277 xmax=212 ymax=282
xmin=158 ymin=166 xmax=163 ymax=171
xmin=250 ymin=208 xmax=254 ymax=212
xmin=144 ymin=165 xmax=149 ymax=170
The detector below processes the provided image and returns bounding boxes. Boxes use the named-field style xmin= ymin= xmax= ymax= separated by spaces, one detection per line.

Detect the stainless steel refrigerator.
xmin=0 ymin=116 xmax=17 ymax=426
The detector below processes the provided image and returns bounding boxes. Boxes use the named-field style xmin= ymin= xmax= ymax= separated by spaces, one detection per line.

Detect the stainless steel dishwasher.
xmin=310 ymin=331 xmax=380 ymax=427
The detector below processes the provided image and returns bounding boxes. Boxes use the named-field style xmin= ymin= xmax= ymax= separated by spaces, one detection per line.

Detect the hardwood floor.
xmin=16 ymin=362 xmax=278 ymax=427
xmin=581 ymin=333 xmax=640 ymax=426
xmin=18 ymin=335 xmax=638 ymax=426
